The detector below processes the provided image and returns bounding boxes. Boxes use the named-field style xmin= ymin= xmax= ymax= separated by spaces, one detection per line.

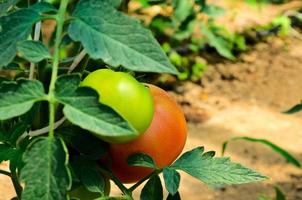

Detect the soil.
xmin=107 ymin=35 xmax=302 ymax=199
xmin=171 ymin=35 xmax=302 ymax=200
xmin=1 ymin=32 xmax=302 ymax=200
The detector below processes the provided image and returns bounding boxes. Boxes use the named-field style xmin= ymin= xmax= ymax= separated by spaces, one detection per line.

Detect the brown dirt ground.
xmin=109 ymin=36 xmax=302 ymax=199
xmin=1 ymin=30 xmax=302 ymax=200
xmin=171 ymin=35 xmax=302 ymax=200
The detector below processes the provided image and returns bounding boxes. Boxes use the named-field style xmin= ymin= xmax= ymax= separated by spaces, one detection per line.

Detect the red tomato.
xmin=107 ymin=84 xmax=187 ymax=183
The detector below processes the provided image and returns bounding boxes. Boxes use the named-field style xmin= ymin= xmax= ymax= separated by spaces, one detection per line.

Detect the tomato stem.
xmin=47 ymin=0 xmax=69 ymax=138
xmin=98 ymin=167 xmax=133 ymax=198
xmin=10 ymin=169 xmax=22 ymax=199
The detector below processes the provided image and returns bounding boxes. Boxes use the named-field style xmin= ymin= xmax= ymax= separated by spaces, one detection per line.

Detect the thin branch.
xmin=16 ymin=117 xmax=66 ymax=147
xmin=30 ymin=116 xmax=66 ymax=137
xmin=68 ymin=50 xmax=87 ymax=74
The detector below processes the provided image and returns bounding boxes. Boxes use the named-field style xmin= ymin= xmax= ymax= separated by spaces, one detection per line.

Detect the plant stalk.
xmin=48 ymin=0 xmax=69 ymax=138
xmin=11 ymin=170 xmax=22 ymax=199
xmin=98 ymin=168 xmax=133 ymax=198
xmin=0 ymin=169 xmax=11 ymax=177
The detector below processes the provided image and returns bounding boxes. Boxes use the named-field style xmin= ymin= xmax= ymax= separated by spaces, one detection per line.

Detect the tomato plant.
xmin=81 ymin=69 xmax=154 ymax=143
xmin=0 ymin=0 xmax=267 ymax=200
xmin=107 ymin=84 xmax=187 ymax=183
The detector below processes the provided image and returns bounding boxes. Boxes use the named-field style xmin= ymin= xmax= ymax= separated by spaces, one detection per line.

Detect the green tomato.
xmin=81 ymin=69 xmax=154 ymax=143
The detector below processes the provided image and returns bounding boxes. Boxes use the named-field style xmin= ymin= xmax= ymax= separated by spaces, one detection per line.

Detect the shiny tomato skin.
xmin=81 ymin=69 xmax=154 ymax=143
xmin=108 ymin=84 xmax=187 ymax=183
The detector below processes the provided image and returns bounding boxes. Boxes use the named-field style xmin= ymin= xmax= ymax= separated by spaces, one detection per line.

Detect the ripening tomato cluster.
xmin=81 ymin=69 xmax=187 ymax=183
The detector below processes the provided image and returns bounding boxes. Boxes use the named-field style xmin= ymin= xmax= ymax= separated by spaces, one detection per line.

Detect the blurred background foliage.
xmin=123 ymin=0 xmax=302 ymax=82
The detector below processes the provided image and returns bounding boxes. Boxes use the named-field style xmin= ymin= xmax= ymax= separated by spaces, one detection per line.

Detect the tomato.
xmin=107 ymin=84 xmax=187 ymax=183
xmin=81 ymin=69 xmax=154 ymax=143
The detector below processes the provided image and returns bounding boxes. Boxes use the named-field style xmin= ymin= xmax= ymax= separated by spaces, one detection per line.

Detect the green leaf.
xmin=0 ymin=0 xmax=20 ymax=16
xmin=71 ymin=158 xmax=107 ymax=195
xmin=9 ymin=148 xmax=24 ymax=172
xmin=0 ymin=9 xmax=41 ymax=68
xmin=127 ymin=153 xmax=157 ymax=169
xmin=104 ymin=0 xmax=122 ymax=8
xmin=283 ymin=103 xmax=302 ymax=114
xmin=0 ymin=144 xmax=16 ymax=163
xmin=200 ymin=23 xmax=235 ymax=60
xmin=54 ymin=74 xmax=137 ymax=142
xmin=222 ymin=137 xmax=301 ymax=168
xmin=166 ymin=192 xmax=181 ymax=200
xmin=163 ymin=168 xmax=180 ymax=195
xmin=0 ymin=79 xmax=46 ymax=120
xmin=140 ymin=174 xmax=163 ymax=200
xmin=57 ymin=126 xmax=108 ymax=160
xmin=29 ymin=2 xmax=57 ymax=13
xmin=17 ymin=40 xmax=51 ymax=63
xmin=20 ymin=137 xmax=71 ymax=200
xmin=68 ymin=0 xmax=177 ymax=74
xmin=0 ymin=76 xmax=9 ymax=84
xmin=172 ymin=147 xmax=267 ymax=186
xmin=172 ymin=0 xmax=194 ymax=24
xmin=275 ymin=186 xmax=286 ymax=200
xmin=81 ymin=169 xmax=106 ymax=195
xmin=8 ymin=123 xmax=28 ymax=145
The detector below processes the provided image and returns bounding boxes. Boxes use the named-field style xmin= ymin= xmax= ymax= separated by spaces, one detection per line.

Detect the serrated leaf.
xmin=283 ymin=103 xmax=302 ymax=114
xmin=17 ymin=40 xmax=51 ymax=63
xmin=0 ymin=0 xmax=20 ymax=16
xmin=20 ymin=137 xmax=71 ymax=200
xmin=222 ymin=137 xmax=301 ymax=168
xmin=172 ymin=147 xmax=267 ymax=186
xmin=0 ymin=144 xmax=16 ymax=163
xmin=200 ymin=23 xmax=235 ymax=60
xmin=163 ymin=168 xmax=180 ymax=195
xmin=140 ymin=174 xmax=163 ymax=200
xmin=0 ymin=9 xmax=41 ymax=67
xmin=58 ymin=126 xmax=108 ymax=160
xmin=0 ymin=79 xmax=46 ymax=120
xmin=166 ymin=192 xmax=181 ymax=200
xmin=29 ymin=2 xmax=57 ymax=13
xmin=68 ymin=0 xmax=177 ymax=74
xmin=127 ymin=153 xmax=157 ymax=169
xmin=54 ymin=74 xmax=137 ymax=142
